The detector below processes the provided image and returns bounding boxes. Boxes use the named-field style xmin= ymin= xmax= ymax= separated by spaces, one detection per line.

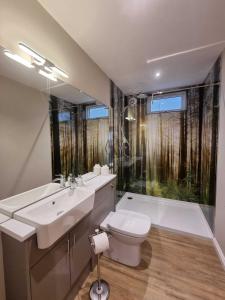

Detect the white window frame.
xmin=86 ymin=105 xmax=109 ymax=120
xmin=147 ymin=91 xmax=187 ymax=114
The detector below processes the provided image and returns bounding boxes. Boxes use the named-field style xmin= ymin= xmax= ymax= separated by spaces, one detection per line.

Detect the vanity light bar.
xmin=5 ymin=42 xmax=69 ymax=80
xmin=44 ymin=66 xmax=53 ymax=73
xmin=51 ymin=66 xmax=69 ymax=78
xmin=4 ymin=50 xmax=34 ymax=69
xmin=18 ymin=43 xmax=46 ymax=66
xmin=39 ymin=69 xmax=57 ymax=82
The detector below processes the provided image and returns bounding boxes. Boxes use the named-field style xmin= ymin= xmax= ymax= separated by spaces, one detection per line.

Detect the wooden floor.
xmin=75 ymin=228 xmax=225 ymax=300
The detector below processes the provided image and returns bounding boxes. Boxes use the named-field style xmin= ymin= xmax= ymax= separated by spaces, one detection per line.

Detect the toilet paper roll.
xmin=91 ymin=232 xmax=109 ymax=255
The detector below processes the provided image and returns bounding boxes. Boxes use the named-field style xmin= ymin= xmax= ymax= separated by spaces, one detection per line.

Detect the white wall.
xmin=215 ymin=50 xmax=225 ymax=255
xmin=0 ymin=75 xmax=52 ymax=199
xmin=0 ymin=0 xmax=110 ymax=106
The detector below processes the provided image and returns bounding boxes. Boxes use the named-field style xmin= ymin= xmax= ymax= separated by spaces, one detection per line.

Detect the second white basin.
xmin=14 ymin=187 xmax=95 ymax=249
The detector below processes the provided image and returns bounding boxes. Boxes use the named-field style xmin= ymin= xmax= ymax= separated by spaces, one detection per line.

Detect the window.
xmin=86 ymin=105 xmax=109 ymax=119
xmin=147 ymin=92 xmax=186 ymax=113
xmin=58 ymin=111 xmax=70 ymax=122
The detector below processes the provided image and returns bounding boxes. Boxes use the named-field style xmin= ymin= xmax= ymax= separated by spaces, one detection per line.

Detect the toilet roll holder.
xmin=89 ymin=228 xmax=110 ymax=300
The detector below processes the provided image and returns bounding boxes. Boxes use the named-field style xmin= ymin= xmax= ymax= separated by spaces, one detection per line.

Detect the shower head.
xmin=137 ymin=93 xmax=148 ymax=99
xmin=128 ymin=96 xmax=137 ymax=106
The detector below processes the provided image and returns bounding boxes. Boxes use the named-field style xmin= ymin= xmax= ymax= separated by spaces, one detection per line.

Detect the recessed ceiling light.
xmin=155 ymin=72 xmax=161 ymax=78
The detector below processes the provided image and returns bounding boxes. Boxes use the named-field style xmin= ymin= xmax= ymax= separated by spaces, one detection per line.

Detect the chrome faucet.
xmin=53 ymin=174 xmax=66 ymax=188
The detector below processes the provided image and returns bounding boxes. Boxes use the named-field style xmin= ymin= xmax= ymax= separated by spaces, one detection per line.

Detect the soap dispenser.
xmin=93 ymin=164 xmax=101 ymax=175
xmin=101 ymin=165 xmax=110 ymax=175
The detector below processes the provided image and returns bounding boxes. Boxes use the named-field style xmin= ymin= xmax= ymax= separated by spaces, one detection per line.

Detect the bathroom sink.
xmin=0 ymin=183 xmax=62 ymax=217
xmin=14 ymin=187 xmax=95 ymax=249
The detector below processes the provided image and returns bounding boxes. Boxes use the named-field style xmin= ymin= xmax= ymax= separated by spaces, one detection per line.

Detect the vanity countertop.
xmin=0 ymin=174 xmax=116 ymax=243
xmin=84 ymin=174 xmax=116 ymax=191
xmin=0 ymin=213 xmax=10 ymax=224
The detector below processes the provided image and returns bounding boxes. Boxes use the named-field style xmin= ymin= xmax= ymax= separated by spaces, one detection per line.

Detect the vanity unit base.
xmin=2 ymin=214 xmax=91 ymax=300
xmin=2 ymin=178 xmax=116 ymax=300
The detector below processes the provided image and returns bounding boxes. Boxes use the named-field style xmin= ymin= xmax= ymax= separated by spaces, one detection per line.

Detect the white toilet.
xmin=100 ymin=209 xmax=151 ymax=267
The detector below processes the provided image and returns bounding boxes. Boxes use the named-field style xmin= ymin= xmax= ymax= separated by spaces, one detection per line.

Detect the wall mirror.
xmin=0 ymin=43 xmax=111 ymax=211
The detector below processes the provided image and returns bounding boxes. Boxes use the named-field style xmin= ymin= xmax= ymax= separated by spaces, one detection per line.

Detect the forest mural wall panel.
xmin=112 ymin=57 xmax=220 ymax=205
xmin=50 ymin=98 xmax=111 ymax=177
xmin=50 ymin=56 xmax=220 ymax=207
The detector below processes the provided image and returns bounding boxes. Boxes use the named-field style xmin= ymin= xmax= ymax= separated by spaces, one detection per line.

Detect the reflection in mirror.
xmin=0 ymin=44 xmax=56 ymax=202
xmin=49 ymin=84 xmax=112 ymax=178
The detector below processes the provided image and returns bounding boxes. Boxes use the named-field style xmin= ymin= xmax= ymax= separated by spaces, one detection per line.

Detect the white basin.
xmin=14 ymin=187 xmax=95 ymax=249
xmin=0 ymin=183 xmax=62 ymax=217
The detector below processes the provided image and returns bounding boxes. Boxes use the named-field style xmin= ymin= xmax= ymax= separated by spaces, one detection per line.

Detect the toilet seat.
xmin=106 ymin=210 xmax=151 ymax=238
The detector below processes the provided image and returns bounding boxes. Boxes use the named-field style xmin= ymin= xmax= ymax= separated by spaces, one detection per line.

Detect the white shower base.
xmin=117 ymin=192 xmax=213 ymax=239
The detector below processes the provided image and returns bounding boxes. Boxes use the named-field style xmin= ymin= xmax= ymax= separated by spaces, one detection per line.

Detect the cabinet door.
xmin=90 ymin=179 xmax=116 ymax=232
xmin=70 ymin=215 xmax=91 ymax=285
xmin=30 ymin=236 xmax=70 ymax=300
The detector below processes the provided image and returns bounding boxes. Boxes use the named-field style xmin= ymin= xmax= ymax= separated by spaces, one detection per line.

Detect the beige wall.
xmin=0 ymin=75 xmax=52 ymax=200
xmin=215 ymin=50 xmax=225 ymax=255
xmin=0 ymin=74 xmax=52 ymax=299
xmin=0 ymin=0 xmax=110 ymax=106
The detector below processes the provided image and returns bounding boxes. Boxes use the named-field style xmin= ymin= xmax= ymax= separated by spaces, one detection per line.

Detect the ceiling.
xmin=0 ymin=46 xmax=94 ymax=105
xmin=38 ymin=0 xmax=225 ymax=94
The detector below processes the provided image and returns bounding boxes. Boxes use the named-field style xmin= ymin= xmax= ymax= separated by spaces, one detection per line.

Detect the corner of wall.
xmin=215 ymin=49 xmax=225 ymax=256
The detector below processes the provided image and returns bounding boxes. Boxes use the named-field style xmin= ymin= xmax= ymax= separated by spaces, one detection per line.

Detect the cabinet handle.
xmin=73 ymin=234 xmax=76 ymax=245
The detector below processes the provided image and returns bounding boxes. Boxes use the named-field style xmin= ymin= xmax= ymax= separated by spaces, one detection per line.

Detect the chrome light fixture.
xmin=4 ymin=50 xmax=34 ymax=69
xmin=19 ymin=42 xmax=46 ymax=66
xmin=51 ymin=66 xmax=69 ymax=78
xmin=5 ymin=42 xmax=69 ymax=81
xmin=39 ymin=69 xmax=57 ymax=82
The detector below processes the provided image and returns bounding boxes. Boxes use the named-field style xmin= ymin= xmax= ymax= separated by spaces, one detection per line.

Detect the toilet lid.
xmin=108 ymin=210 xmax=151 ymax=238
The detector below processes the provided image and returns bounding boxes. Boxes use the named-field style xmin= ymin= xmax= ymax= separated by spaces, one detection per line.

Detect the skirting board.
xmin=213 ymin=237 xmax=225 ymax=270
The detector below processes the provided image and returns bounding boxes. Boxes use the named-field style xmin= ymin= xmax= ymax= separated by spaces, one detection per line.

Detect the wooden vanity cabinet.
xmin=30 ymin=235 xmax=70 ymax=300
xmin=69 ymin=214 xmax=91 ymax=286
xmin=2 ymin=178 xmax=116 ymax=300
